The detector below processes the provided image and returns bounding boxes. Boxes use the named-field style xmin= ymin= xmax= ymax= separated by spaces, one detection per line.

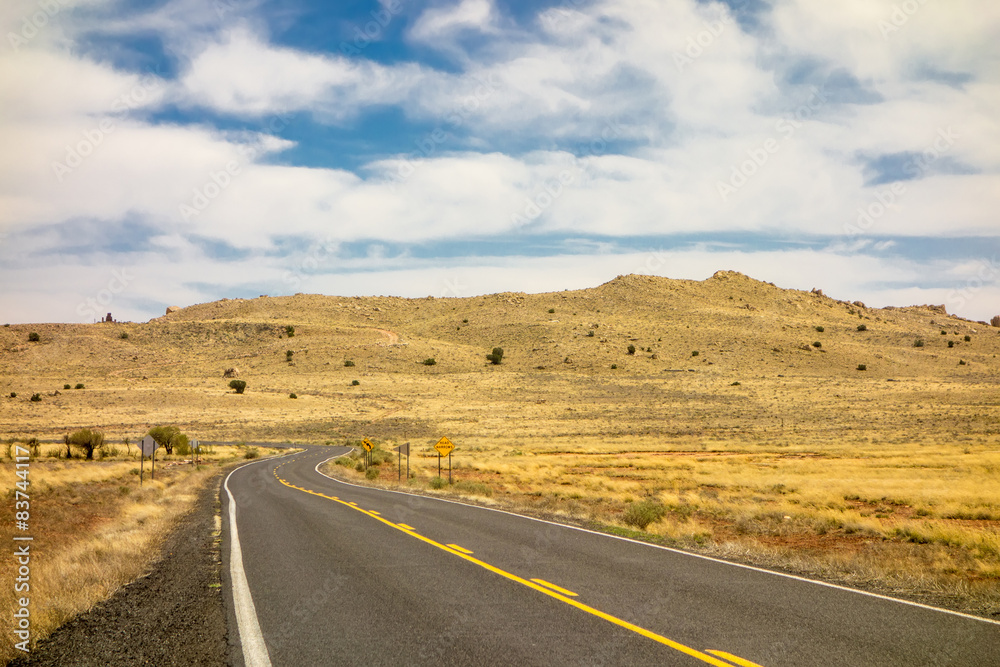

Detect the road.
xmin=222 ymin=445 xmax=1000 ymax=666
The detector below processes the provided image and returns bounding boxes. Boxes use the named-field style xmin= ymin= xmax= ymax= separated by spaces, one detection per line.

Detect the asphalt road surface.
xmin=222 ymin=445 xmax=1000 ymax=666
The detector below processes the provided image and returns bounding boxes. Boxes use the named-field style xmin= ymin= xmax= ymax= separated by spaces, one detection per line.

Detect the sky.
xmin=1 ymin=0 xmax=998 ymax=324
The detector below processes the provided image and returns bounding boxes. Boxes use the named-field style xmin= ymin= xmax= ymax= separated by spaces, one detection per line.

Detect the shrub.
xmin=857 ymin=364 xmax=867 ymax=371
xmin=812 ymin=341 xmax=822 ymax=348
xmin=611 ymin=364 xmax=618 ymax=369
xmin=947 ymin=340 xmax=954 ymax=348
xmin=941 ymin=330 xmax=947 ymax=335
xmin=548 ymin=308 xmax=555 ymax=313
xmin=9 ymin=392 xmax=16 ymax=398
xmin=229 ymin=379 xmax=247 ymax=394
xmin=423 ymin=358 xmax=437 ymax=366
xmin=462 ymin=318 xmax=468 ymax=323
xmin=991 ymin=315 xmax=1000 ymax=328
xmin=286 ymin=350 xmax=294 ymax=360
xmin=964 ymin=335 xmax=971 ymax=342
xmin=148 ymin=425 xmax=187 ymax=455
xmin=857 ymin=324 xmax=867 ymax=331
xmin=959 ymin=359 xmax=967 ymax=366
xmin=815 ymin=326 xmax=825 ymax=332
xmin=731 ymin=381 xmax=741 ymax=386
xmin=627 ymin=344 xmax=636 ymax=355
xmin=244 ymin=447 xmax=259 ymax=459
xmin=28 ymin=332 xmax=39 ymax=342
xmin=68 ymin=428 xmax=104 ymax=460
xmin=30 ymin=393 xmax=41 ymax=402
xmin=64 ymin=384 xmax=71 ymax=390
xmin=289 ymin=393 xmax=297 ymax=399
xmin=622 ymin=500 xmax=667 ymax=530
xmin=486 ymin=347 xmax=504 ymax=365
xmin=586 ymin=330 xmax=595 ymax=337
xmin=285 ymin=325 xmax=295 ymax=337
xmin=913 ymin=339 xmax=924 ymax=347
xmin=429 ymin=477 xmax=447 ymax=489
xmin=365 ymin=467 xmax=379 ymax=480
xmin=119 ymin=332 xmax=129 ymax=340
xmin=351 ymin=380 xmax=360 ymax=386
xmin=355 ymin=460 xmax=365 ymax=472
xmin=691 ymin=350 xmax=699 ymax=356
xmin=74 ymin=383 xmax=84 ymax=389
xmin=344 ymin=360 xmax=355 ymax=367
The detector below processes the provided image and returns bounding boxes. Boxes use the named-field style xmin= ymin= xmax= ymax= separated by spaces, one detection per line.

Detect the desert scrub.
xmin=229 ymin=379 xmax=247 ymax=394
xmin=622 ymin=500 xmax=667 ymax=530
xmin=243 ymin=447 xmax=259 ymax=459
xmin=429 ymin=477 xmax=447 ymax=489
xmin=344 ymin=360 xmax=355 ymax=367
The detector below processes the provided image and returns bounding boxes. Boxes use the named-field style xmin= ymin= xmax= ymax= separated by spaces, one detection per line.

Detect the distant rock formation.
xmin=992 ymin=315 xmax=1000 ymax=328
xmin=223 ymin=368 xmax=239 ymax=378
xmin=165 ymin=306 xmax=181 ymax=315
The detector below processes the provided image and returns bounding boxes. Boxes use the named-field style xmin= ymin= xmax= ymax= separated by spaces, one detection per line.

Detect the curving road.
xmin=222 ymin=445 xmax=1000 ymax=666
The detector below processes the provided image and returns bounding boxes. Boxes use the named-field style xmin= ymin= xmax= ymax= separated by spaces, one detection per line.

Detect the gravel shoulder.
xmin=11 ymin=469 xmax=229 ymax=666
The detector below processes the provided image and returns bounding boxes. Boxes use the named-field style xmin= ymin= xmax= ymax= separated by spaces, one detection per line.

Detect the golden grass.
xmin=0 ymin=447 xmax=284 ymax=664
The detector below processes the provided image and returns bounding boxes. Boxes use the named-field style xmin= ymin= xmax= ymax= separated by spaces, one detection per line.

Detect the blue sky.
xmin=1 ymin=0 xmax=998 ymax=323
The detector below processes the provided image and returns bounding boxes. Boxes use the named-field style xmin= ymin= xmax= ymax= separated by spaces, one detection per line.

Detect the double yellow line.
xmin=272 ymin=463 xmax=763 ymax=667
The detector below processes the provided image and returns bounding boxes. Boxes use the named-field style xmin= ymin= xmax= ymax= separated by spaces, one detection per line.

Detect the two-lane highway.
xmin=223 ymin=446 xmax=1000 ymax=666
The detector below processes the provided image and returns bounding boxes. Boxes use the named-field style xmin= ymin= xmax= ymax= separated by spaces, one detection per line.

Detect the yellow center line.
xmin=398 ymin=523 xmax=416 ymax=531
xmin=274 ymin=473 xmax=752 ymax=667
xmin=447 ymin=543 xmax=474 ymax=554
xmin=369 ymin=510 xmax=381 ymax=515
xmin=706 ymin=650 xmax=765 ymax=667
xmin=530 ymin=578 xmax=578 ymax=597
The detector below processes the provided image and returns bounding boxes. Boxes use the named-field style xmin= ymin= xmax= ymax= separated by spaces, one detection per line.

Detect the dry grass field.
xmin=2 ymin=271 xmax=999 ymax=638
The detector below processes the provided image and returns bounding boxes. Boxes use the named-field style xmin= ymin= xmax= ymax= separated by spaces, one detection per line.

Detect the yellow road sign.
xmin=434 ymin=436 xmax=455 ymax=457
xmin=361 ymin=438 xmax=374 ymax=452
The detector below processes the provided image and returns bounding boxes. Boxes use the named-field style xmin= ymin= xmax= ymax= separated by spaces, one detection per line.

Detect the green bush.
xmin=244 ymin=447 xmax=259 ymax=459
xmin=959 ymin=359 xmax=967 ymax=366
xmin=812 ymin=341 xmax=822 ymax=348
xmin=815 ymin=326 xmax=825 ymax=332
xmin=289 ymin=393 xmax=297 ymax=399
xmin=627 ymin=344 xmax=635 ymax=355
xmin=68 ymin=428 xmax=104 ymax=460
xmin=74 ymin=383 xmax=84 ymax=389
xmin=913 ymin=339 xmax=924 ymax=348
xmin=119 ymin=332 xmax=129 ymax=340
xmin=462 ymin=318 xmax=469 ymax=323
xmin=429 ymin=477 xmax=447 ymax=489
xmin=64 ymin=384 xmax=71 ymax=390
xmin=964 ymin=335 xmax=971 ymax=342
xmin=28 ymin=332 xmax=39 ymax=342
xmin=285 ymin=325 xmax=295 ymax=337
xmin=586 ymin=330 xmax=595 ymax=337
xmin=148 ymin=425 xmax=188 ymax=455
xmin=691 ymin=350 xmax=699 ymax=356
xmin=229 ymin=379 xmax=247 ymax=394
xmin=611 ymin=364 xmax=618 ymax=369
xmin=355 ymin=461 xmax=365 ymax=472
xmin=30 ymin=393 xmax=41 ymax=402
xmin=423 ymin=358 xmax=436 ymax=366
xmin=486 ymin=347 xmax=504 ymax=365
xmin=941 ymin=330 xmax=947 ymax=335
xmin=9 ymin=392 xmax=16 ymax=398
xmin=857 ymin=364 xmax=867 ymax=371
xmin=548 ymin=308 xmax=555 ymax=313
xmin=365 ymin=467 xmax=379 ymax=480
xmin=286 ymin=350 xmax=294 ymax=360
xmin=351 ymin=380 xmax=360 ymax=386
xmin=947 ymin=340 xmax=954 ymax=348
xmin=857 ymin=324 xmax=867 ymax=331
xmin=731 ymin=381 xmax=741 ymax=386
xmin=454 ymin=480 xmax=492 ymax=496
xmin=344 ymin=360 xmax=355 ymax=367
xmin=622 ymin=500 xmax=667 ymax=530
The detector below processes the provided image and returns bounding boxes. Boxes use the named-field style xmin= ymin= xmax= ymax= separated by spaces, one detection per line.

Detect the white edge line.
xmin=224 ymin=453 xmax=297 ymax=667
xmin=311 ymin=448 xmax=1000 ymax=628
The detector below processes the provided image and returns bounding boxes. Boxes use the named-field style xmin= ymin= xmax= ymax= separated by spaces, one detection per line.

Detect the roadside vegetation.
xmin=0 ymin=436 xmax=286 ymax=662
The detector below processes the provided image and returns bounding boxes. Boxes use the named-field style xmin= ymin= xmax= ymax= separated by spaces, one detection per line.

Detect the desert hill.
xmin=1 ymin=271 xmax=997 ymax=445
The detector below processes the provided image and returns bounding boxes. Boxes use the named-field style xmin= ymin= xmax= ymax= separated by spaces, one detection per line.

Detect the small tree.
xmin=229 ymin=379 xmax=247 ymax=394
xmin=627 ymin=344 xmax=636 ymax=355
xmin=68 ymin=428 xmax=104 ymax=460
xmin=286 ymin=350 xmax=294 ymax=361
xmin=486 ymin=347 xmax=504 ymax=365
xmin=148 ymin=425 xmax=187 ymax=455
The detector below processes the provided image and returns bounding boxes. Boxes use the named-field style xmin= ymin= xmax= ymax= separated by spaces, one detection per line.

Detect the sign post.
xmin=434 ymin=437 xmax=455 ymax=483
xmin=141 ymin=435 xmax=157 ymax=481
xmin=190 ymin=439 xmax=200 ymax=466
xmin=394 ymin=443 xmax=410 ymax=482
xmin=361 ymin=438 xmax=374 ymax=470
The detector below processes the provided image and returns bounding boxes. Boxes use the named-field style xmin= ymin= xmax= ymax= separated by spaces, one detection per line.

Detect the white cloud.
xmin=409 ymin=0 xmax=499 ymax=45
